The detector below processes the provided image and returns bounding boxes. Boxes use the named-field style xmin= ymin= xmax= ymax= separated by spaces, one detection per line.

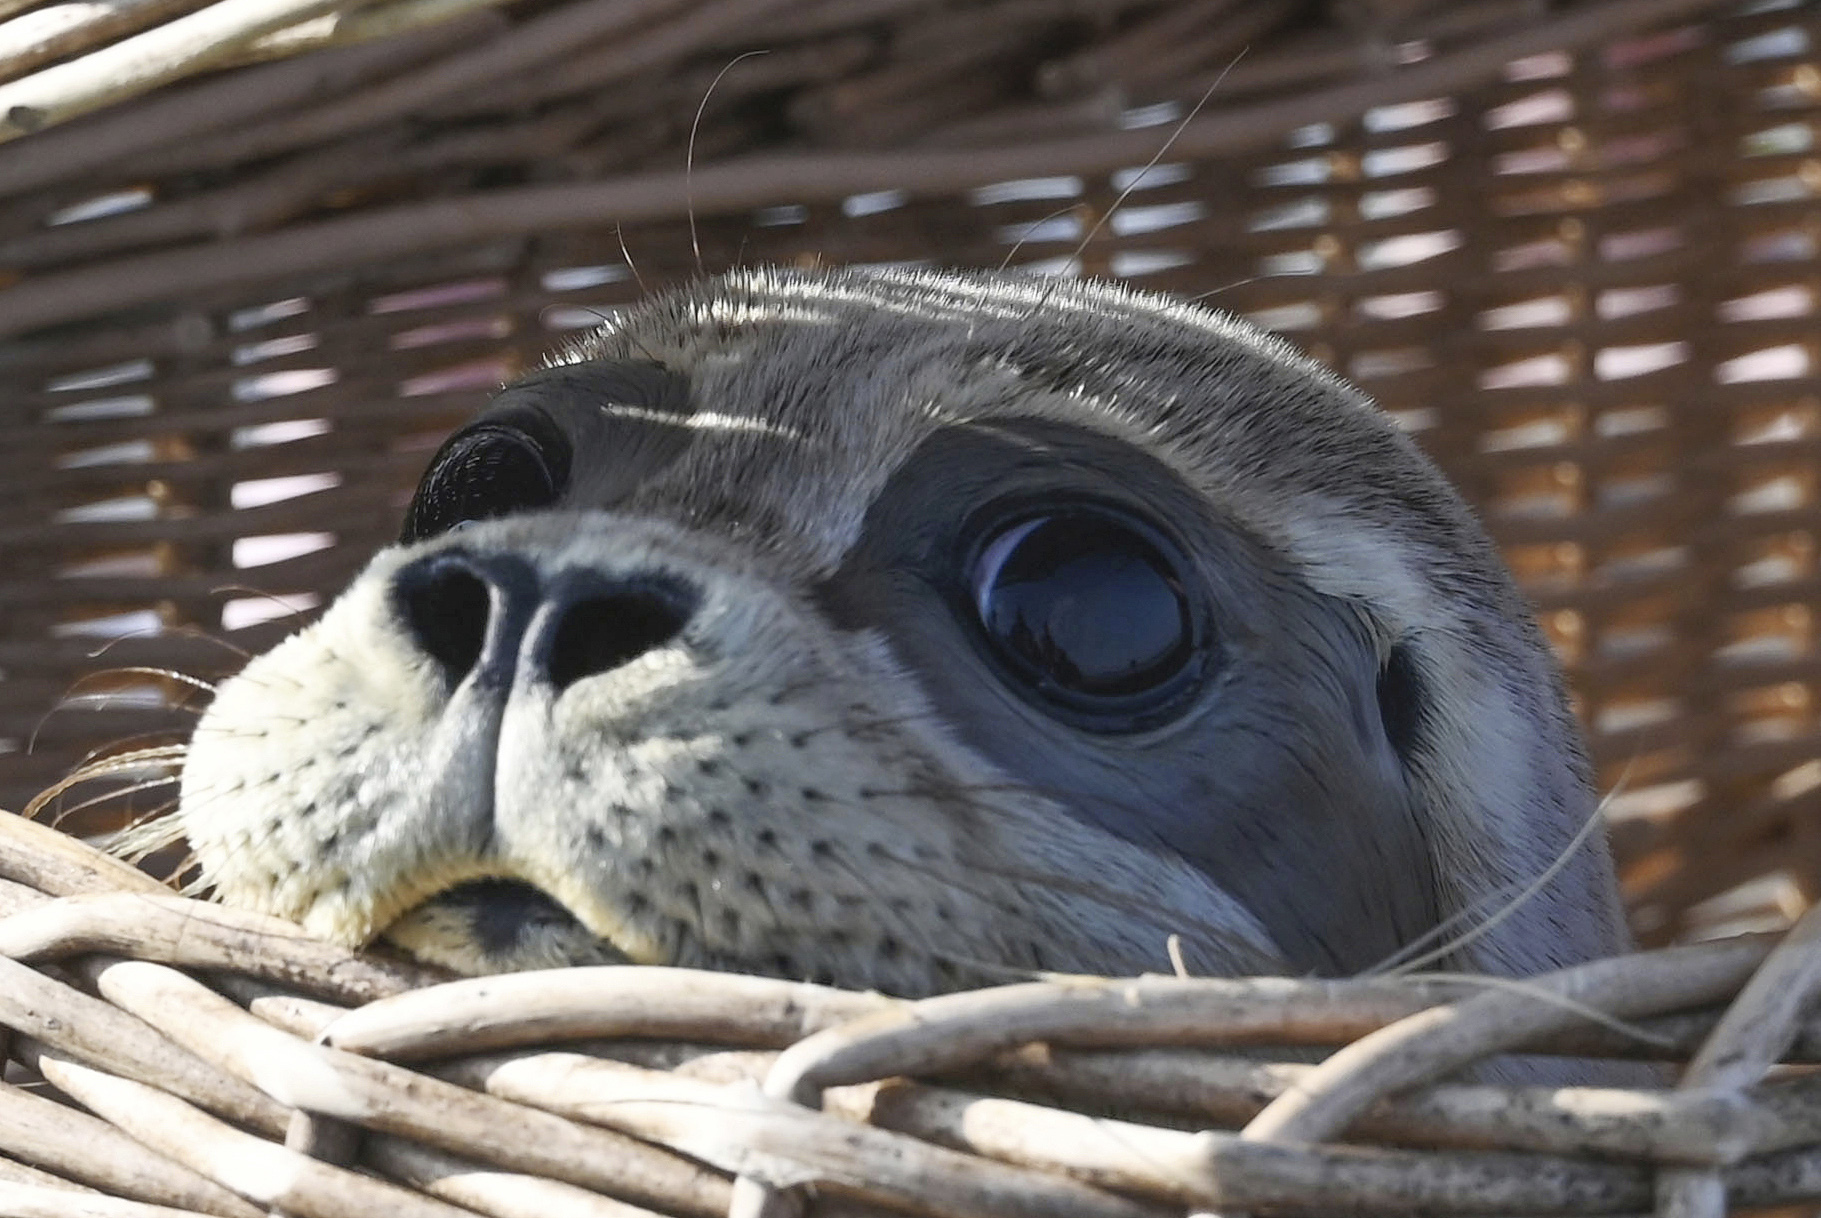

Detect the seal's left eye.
xmin=402 ymin=415 xmax=571 ymax=543
xmin=968 ymin=508 xmax=1200 ymax=723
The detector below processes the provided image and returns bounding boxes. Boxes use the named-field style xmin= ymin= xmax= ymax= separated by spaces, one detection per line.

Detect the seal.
xmin=173 ymin=265 xmax=1630 ymax=991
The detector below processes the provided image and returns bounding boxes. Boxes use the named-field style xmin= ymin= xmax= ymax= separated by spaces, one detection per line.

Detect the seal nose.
xmin=393 ymin=551 xmax=693 ymax=692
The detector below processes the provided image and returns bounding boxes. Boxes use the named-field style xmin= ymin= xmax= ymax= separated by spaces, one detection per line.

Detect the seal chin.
xmin=378 ymin=877 xmax=629 ymax=974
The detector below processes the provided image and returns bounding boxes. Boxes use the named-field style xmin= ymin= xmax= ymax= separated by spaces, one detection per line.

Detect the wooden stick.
xmin=931 ymin=1053 xmax=1749 ymax=1167
xmin=0 ymin=1182 xmax=221 ymax=1218
xmin=321 ymin=965 xmax=897 ymax=1059
xmin=220 ymin=0 xmax=510 ymax=65
xmin=254 ymin=987 xmax=1821 ymax=1167
xmin=0 ymin=875 xmax=49 ymax=916
xmin=1657 ymin=906 xmax=1821 ymax=1217
xmin=362 ymin=1137 xmax=705 ymax=1218
xmin=328 ymin=969 xmax=1469 ymax=1065
xmin=0 ymin=1154 xmax=100 ymax=1192
xmin=437 ymin=1049 xmax=1660 ymax=1216
xmin=0 ymin=957 xmax=287 ymax=1136
xmin=0 ymin=0 xmax=389 ymax=139
xmin=0 ymin=809 xmax=167 ymax=897
xmin=0 ymin=890 xmax=436 ymax=1003
xmin=1237 ymin=936 xmax=1774 ymax=1147
xmin=754 ymin=970 xmax=1537 ymax=1108
xmin=89 ymin=959 xmax=736 ymax=1217
xmin=0 ymin=11 xmax=500 ymax=195
xmin=0 ymin=0 xmax=1734 ymax=336
xmin=0 ymin=1079 xmax=262 ymax=1217
xmin=104 ymin=0 xmax=696 ymax=176
xmin=27 ymin=1052 xmax=475 ymax=1218
xmin=437 ymin=1050 xmax=1178 ymax=1218
xmin=0 ymin=0 xmax=217 ymax=85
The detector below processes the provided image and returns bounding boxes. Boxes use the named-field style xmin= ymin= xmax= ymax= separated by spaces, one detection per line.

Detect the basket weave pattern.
xmin=6 ymin=810 xmax=1821 ymax=1218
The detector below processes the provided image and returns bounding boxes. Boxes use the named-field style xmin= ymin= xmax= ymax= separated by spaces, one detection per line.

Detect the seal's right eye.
xmin=966 ymin=505 xmax=1204 ymax=729
xmin=402 ymin=413 xmax=571 ymax=543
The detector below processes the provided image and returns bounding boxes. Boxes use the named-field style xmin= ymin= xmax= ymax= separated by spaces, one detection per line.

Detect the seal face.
xmin=175 ymin=266 xmax=1629 ymax=990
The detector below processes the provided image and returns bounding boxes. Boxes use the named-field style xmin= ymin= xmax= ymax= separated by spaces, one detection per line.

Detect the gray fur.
xmin=176 ymin=265 xmax=1629 ymax=989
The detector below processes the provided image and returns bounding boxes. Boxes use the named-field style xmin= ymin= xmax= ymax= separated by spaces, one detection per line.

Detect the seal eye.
xmin=968 ymin=508 xmax=1199 ymax=722
xmin=402 ymin=413 xmax=571 ymax=543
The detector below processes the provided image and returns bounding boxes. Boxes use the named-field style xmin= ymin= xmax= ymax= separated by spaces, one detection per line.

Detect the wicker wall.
xmin=2 ymin=0 xmax=1819 ymax=944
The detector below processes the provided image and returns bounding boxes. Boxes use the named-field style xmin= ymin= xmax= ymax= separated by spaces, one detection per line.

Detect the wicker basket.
xmin=6 ymin=809 xmax=1821 ymax=1218
xmin=7 ymin=3 xmax=1821 ymax=1211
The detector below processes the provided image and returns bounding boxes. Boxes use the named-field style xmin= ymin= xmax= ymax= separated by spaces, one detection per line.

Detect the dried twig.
xmin=0 ymin=1079 xmax=261 ymax=1217
xmin=321 ymin=965 xmax=897 ymax=1059
xmin=26 ymin=1051 xmax=474 ymax=1218
xmin=0 ymin=890 xmax=435 ymax=1003
xmin=1656 ymin=904 xmax=1821 ymax=1217
xmin=89 ymin=958 xmax=736 ymax=1216
xmin=0 ymin=0 xmax=389 ymax=138
xmin=1237 ymin=936 xmax=1776 ymax=1147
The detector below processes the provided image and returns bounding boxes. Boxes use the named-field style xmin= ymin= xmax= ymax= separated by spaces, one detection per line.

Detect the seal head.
xmin=175 ymin=266 xmax=1628 ymax=990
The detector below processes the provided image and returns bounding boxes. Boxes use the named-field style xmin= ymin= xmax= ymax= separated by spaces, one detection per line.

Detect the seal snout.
xmin=391 ymin=549 xmax=697 ymax=694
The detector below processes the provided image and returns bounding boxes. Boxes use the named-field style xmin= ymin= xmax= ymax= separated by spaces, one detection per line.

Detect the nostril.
xmin=398 ymin=566 xmax=491 ymax=685
xmin=546 ymin=587 xmax=692 ymax=691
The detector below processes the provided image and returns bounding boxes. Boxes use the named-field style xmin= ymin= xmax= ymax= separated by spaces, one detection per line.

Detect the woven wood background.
xmin=0 ymin=0 xmax=1818 ymax=947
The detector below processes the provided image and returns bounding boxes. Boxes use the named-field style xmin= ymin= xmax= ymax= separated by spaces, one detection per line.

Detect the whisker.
xmin=614 ymin=225 xmax=648 ymax=295
xmin=82 ymin=622 xmax=249 ymax=662
xmin=1065 ymin=54 xmax=1243 ymax=272
xmin=44 ymin=777 xmax=180 ymax=831
xmin=106 ymin=805 xmax=189 ymax=868
xmin=998 ymin=202 xmax=1092 ymax=273
xmin=1363 ymin=776 xmax=1627 ymax=979
xmin=1185 ymin=274 xmax=1262 ymax=304
xmin=66 ymin=666 xmax=217 ymax=698
xmin=688 ymin=51 xmax=769 ymax=276
xmin=24 ymin=744 xmax=188 ymax=821
xmin=207 ymin=585 xmax=317 ymax=621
